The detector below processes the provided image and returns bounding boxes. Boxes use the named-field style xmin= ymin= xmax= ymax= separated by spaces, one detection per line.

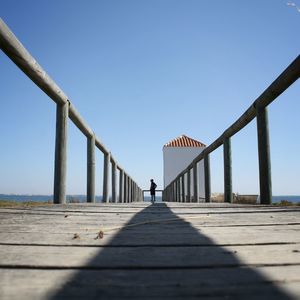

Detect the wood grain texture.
xmin=0 ymin=203 xmax=299 ymax=299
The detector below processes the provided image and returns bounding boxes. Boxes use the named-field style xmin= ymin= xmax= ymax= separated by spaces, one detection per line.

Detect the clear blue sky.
xmin=0 ymin=0 xmax=299 ymax=196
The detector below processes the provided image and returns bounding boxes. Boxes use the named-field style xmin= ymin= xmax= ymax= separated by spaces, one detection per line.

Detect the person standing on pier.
xmin=150 ymin=179 xmax=157 ymax=203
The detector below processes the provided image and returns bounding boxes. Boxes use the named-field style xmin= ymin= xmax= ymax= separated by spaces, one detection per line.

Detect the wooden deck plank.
xmin=0 ymin=243 xmax=299 ymax=268
xmin=1 ymin=267 xmax=299 ymax=299
xmin=1 ymin=210 xmax=299 ymax=225
xmin=0 ymin=225 xmax=299 ymax=246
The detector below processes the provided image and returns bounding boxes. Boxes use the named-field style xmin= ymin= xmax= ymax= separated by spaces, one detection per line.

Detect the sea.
xmin=0 ymin=194 xmax=299 ymax=204
xmin=270 ymin=195 xmax=300 ymax=204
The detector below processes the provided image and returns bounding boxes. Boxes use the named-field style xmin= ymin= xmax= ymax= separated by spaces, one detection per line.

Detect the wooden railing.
xmin=163 ymin=55 xmax=300 ymax=205
xmin=0 ymin=18 xmax=143 ymax=204
xmin=142 ymin=190 xmax=163 ymax=202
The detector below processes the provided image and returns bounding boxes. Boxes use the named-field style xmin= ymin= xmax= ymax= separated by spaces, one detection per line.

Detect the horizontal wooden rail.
xmin=165 ymin=55 xmax=300 ymax=204
xmin=0 ymin=19 xmax=68 ymax=106
xmin=142 ymin=190 xmax=163 ymax=202
xmin=0 ymin=18 xmax=142 ymax=204
xmin=190 ymin=55 xmax=300 ymax=173
xmin=69 ymin=104 xmax=93 ymax=138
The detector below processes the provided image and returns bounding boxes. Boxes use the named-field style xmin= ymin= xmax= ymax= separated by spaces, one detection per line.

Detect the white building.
xmin=163 ymin=134 xmax=206 ymax=201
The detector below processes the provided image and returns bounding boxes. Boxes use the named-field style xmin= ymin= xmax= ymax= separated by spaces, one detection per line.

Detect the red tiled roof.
xmin=164 ymin=135 xmax=206 ymax=148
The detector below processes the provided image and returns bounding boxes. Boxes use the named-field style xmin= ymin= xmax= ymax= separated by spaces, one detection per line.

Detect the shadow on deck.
xmin=49 ymin=203 xmax=293 ymax=299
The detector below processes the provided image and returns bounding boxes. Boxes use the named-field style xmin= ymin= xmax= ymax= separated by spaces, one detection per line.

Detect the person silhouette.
xmin=150 ymin=179 xmax=157 ymax=203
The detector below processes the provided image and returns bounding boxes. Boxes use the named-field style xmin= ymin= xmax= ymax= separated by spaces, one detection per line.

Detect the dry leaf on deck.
xmin=95 ymin=230 xmax=104 ymax=239
xmin=73 ymin=233 xmax=80 ymax=239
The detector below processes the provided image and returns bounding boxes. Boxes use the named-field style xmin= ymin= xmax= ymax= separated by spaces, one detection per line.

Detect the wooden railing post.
xmin=178 ymin=179 xmax=181 ymax=202
xmin=135 ymin=183 xmax=138 ymax=202
xmin=175 ymin=180 xmax=178 ymax=202
xmin=119 ymin=169 xmax=124 ymax=203
xmin=177 ymin=178 xmax=181 ymax=202
xmin=132 ymin=181 xmax=135 ymax=202
xmin=132 ymin=180 xmax=134 ymax=202
xmin=187 ymin=168 xmax=191 ymax=202
xmin=87 ymin=133 xmax=95 ymax=203
xmin=256 ymin=106 xmax=272 ymax=204
xmin=111 ymin=160 xmax=117 ymax=203
xmin=123 ymin=174 xmax=128 ymax=203
xmin=125 ymin=174 xmax=129 ymax=203
xmin=223 ymin=137 xmax=232 ymax=203
xmin=193 ymin=163 xmax=198 ymax=202
xmin=54 ymin=102 xmax=68 ymax=204
xmin=181 ymin=174 xmax=185 ymax=202
xmin=173 ymin=181 xmax=176 ymax=202
xmin=127 ymin=176 xmax=130 ymax=203
xmin=102 ymin=152 xmax=110 ymax=203
xmin=204 ymin=154 xmax=211 ymax=203
xmin=167 ymin=188 xmax=169 ymax=202
xmin=127 ymin=178 xmax=131 ymax=202
xmin=129 ymin=178 xmax=132 ymax=202
xmin=172 ymin=182 xmax=176 ymax=202
xmin=128 ymin=176 xmax=131 ymax=203
xmin=128 ymin=176 xmax=131 ymax=202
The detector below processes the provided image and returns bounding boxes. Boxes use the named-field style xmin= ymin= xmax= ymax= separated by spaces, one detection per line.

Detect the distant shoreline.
xmin=0 ymin=194 xmax=299 ymax=204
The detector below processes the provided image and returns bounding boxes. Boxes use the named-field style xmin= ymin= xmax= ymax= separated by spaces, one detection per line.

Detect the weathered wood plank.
xmin=1 ymin=202 xmax=298 ymax=212
xmin=0 ymin=266 xmax=299 ymax=300
xmin=0 ymin=243 xmax=299 ymax=268
xmin=1 ymin=213 xmax=299 ymax=233
xmin=0 ymin=229 xmax=299 ymax=247
xmin=1 ymin=207 xmax=299 ymax=225
xmin=0 ymin=221 xmax=299 ymax=247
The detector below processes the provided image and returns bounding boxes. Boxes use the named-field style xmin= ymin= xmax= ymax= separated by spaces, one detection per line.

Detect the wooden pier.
xmin=0 ymin=202 xmax=299 ymax=299
xmin=1 ymin=17 xmax=300 ymax=300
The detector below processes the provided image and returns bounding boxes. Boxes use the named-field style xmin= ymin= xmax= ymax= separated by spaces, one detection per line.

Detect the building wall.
xmin=163 ymin=147 xmax=206 ymax=200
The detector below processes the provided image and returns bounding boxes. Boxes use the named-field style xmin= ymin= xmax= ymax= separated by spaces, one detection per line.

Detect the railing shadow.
xmin=50 ymin=203 xmax=293 ymax=299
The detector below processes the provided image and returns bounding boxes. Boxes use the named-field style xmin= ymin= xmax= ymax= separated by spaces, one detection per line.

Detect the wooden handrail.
xmin=0 ymin=18 xmax=142 ymax=204
xmin=165 ymin=55 xmax=300 ymax=204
